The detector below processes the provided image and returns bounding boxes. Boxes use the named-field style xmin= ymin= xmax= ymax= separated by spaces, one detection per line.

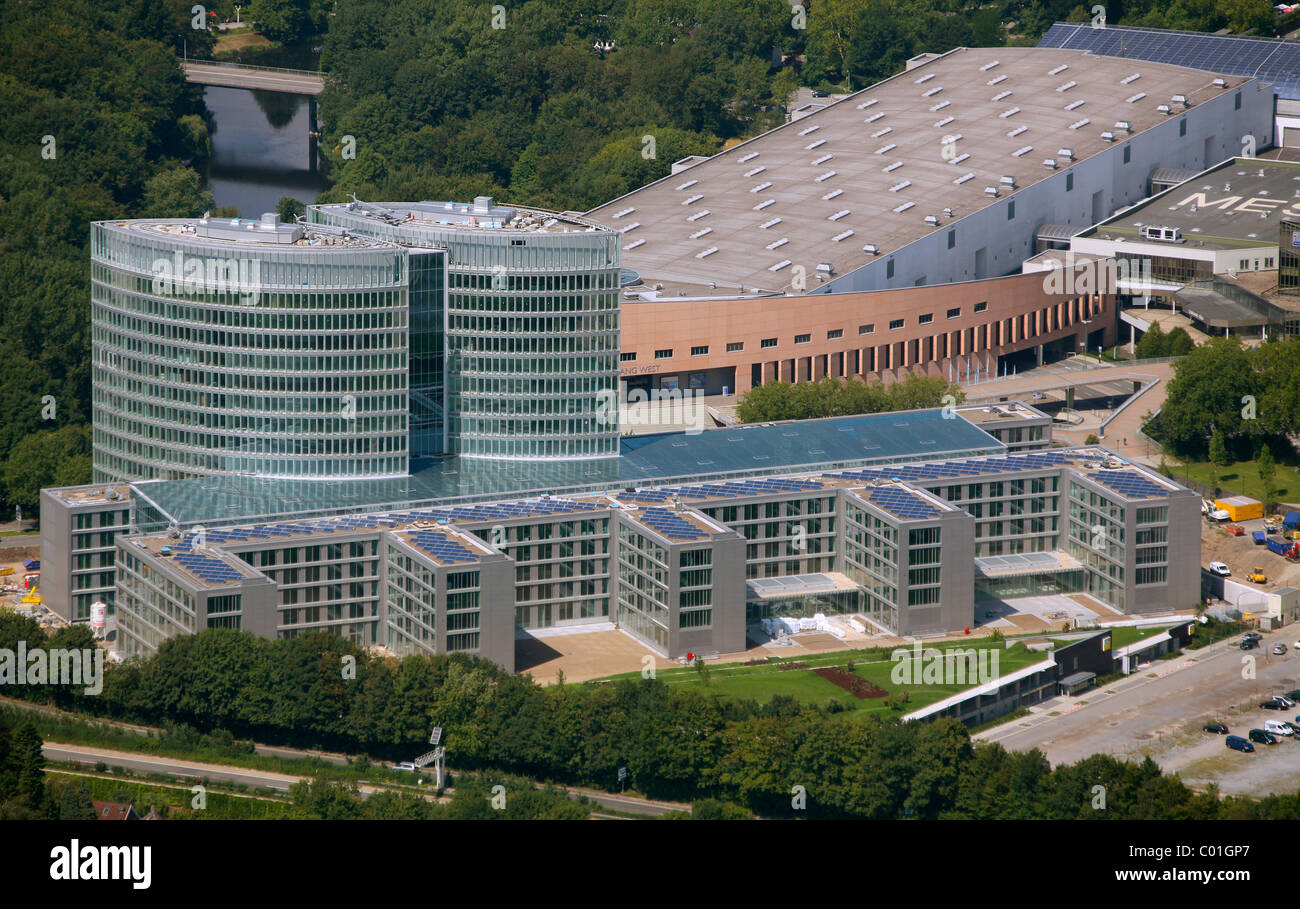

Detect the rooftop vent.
xmin=1056 ymin=80 xmax=1077 ymax=92
xmin=985 ymin=186 xmax=999 ymax=197
xmin=676 ymin=179 xmax=698 ymax=190
xmin=999 ymin=107 xmax=1021 ymax=119
xmin=1008 ymin=125 xmax=1028 ymax=138
xmin=988 ymin=74 xmax=1007 ymax=85
xmin=1069 ymin=118 xmax=1090 ymax=130
xmin=863 ymin=244 xmax=880 ymax=254
xmin=1121 ymin=73 xmax=1141 ymax=85
xmin=1043 ymin=158 xmax=1058 ymax=169
xmin=1064 ymin=99 xmax=1085 ymax=111
xmin=858 ymin=99 xmax=878 ymax=109
xmin=766 ymin=237 xmax=789 ymax=249
xmin=954 ymin=172 xmax=974 ymax=185
xmin=866 ymin=112 xmax=885 ymax=123
xmin=1058 ymin=147 xmax=1075 ymax=160
xmin=1000 ymin=175 xmax=1017 ymax=188
xmin=894 ymin=201 xmax=916 ymax=213
xmin=1171 ymin=94 xmax=1188 ymax=107
xmin=1125 ymin=92 xmax=1146 ymax=103
xmin=1101 ymin=131 xmax=1116 ymax=142
xmin=992 ymin=90 xmax=1012 ymax=101
xmin=951 ymin=153 xmax=970 ymax=164
xmin=930 ymin=100 xmax=950 ymax=111
xmin=1156 ymin=104 xmax=1171 ymax=114
xmin=1012 ymin=146 xmax=1033 ymax=157
xmin=1213 ymin=78 xmax=1227 ymax=87
xmin=1049 ymin=64 xmax=1069 ymax=76
xmin=935 ymin=115 xmax=955 ymax=128
xmin=1115 ymin=120 xmax=1132 ymax=133
xmin=980 ymin=60 xmax=1000 ymax=72
xmin=924 ymin=214 xmax=940 ymax=225
xmin=739 ymin=151 xmax=759 ymax=163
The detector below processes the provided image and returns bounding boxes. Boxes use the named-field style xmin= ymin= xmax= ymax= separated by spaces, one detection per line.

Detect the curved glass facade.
xmin=91 ymin=219 xmax=410 ymax=483
xmin=311 ymin=201 xmax=621 ymax=460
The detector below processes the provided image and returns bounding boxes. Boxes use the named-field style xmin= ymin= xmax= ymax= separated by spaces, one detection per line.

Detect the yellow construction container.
xmin=0 ymin=567 xmax=13 ymax=576
xmin=1215 ymin=496 xmax=1264 ymax=523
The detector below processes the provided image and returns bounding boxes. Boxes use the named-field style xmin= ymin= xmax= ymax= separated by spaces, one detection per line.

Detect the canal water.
xmin=201 ymin=85 xmax=329 ymax=218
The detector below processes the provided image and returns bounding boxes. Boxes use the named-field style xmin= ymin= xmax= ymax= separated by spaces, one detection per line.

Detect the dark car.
xmin=1242 ymin=639 xmax=1260 ymax=651
xmin=1203 ymin=722 xmax=1229 ymax=734
xmin=1244 ymin=632 xmax=1263 ymax=642
xmin=1249 ymin=729 xmax=1278 ymax=745
xmin=811 ymin=89 xmax=829 ymax=98
xmin=1262 ymin=700 xmax=1287 ymax=710
xmin=1286 ymin=690 xmax=1300 ymax=702
xmin=1226 ymin=735 xmax=1255 ymax=753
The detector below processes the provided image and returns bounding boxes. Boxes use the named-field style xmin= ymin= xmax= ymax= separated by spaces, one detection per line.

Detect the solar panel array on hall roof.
xmin=620 ymin=477 xmax=826 ymax=505
xmin=1086 ymin=470 xmax=1170 ymax=500
xmin=636 ymin=508 xmax=709 ymax=541
xmin=1039 ymin=22 xmax=1300 ymax=99
xmin=856 ymin=487 xmax=946 ymax=520
xmin=826 ymin=450 xmax=1081 ymax=484
xmin=405 ymin=531 xmax=481 ymax=563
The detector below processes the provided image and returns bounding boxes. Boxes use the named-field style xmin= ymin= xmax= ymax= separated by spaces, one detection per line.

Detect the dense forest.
xmin=0 ymin=0 xmax=1284 ymax=518
xmin=3 ymin=616 xmax=1299 ymax=819
xmin=0 ymin=0 xmax=218 ymax=515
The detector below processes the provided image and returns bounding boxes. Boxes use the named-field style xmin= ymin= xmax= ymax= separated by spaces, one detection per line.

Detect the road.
xmin=977 ymin=631 xmax=1300 ymax=768
xmin=40 ymin=740 xmax=689 ymax=815
xmin=43 ymin=743 xmax=303 ymax=792
xmin=180 ymin=61 xmax=324 ymax=95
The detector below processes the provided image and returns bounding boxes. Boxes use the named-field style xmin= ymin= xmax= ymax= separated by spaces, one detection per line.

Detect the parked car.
xmin=1226 ymin=735 xmax=1255 ymax=752
xmin=1261 ymin=700 xmax=1287 ymax=709
xmin=1203 ymin=722 xmax=1229 ymax=734
xmin=389 ymin=762 xmax=418 ymax=772
xmin=1274 ymin=694 xmax=1296 ymax=708
xmin=1265 ymin=720 xmax=1293 ymax=737
xmin=1242 ymin=639 xmax=1260 ymax=651
xmin=811 ymin=89 xmax=830 ymax=98
xmin=1274 ymin=643 xmax=1288 ymax=655
xmin=1282 ymin=721 xmax=1300 ymax=736
xmin=1249 ymin=729 xmax=1278 ymax=745
xmin=1245 ymin=632 xmax=1263 ymax=642
xmin=1209 ymin=562 xmax=1231 ymax=576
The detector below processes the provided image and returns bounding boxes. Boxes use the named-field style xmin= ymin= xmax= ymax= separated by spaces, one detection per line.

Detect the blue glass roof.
xmin=1039 ymin=22 xmax=1300 ymax=99
xmin=131 ymin=409 xmax=1003 ymax=530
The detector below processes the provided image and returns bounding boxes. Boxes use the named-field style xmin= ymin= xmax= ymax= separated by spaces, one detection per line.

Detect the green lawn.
xmin=1109 ymin=624 xmax=1177 ymax=650
xmin=1171 ymin=457 xmax=1296 ymax=507
xmin=597 ymin=640 xmax=1052 ymax=719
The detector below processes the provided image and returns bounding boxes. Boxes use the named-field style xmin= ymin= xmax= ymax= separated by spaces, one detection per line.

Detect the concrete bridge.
xmin=180 ymin=60 xmax=325 ymax=96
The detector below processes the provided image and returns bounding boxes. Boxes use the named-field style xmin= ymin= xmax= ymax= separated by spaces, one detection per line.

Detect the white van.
xmin=1264 ymin=720 xmax=1293 ymax=737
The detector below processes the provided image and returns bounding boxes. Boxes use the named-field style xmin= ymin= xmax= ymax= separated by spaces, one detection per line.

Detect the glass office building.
xmin=310 ymin=199 xmax=621 ymax=460
xmin=91 ymin=214 xmax=410 ymax=483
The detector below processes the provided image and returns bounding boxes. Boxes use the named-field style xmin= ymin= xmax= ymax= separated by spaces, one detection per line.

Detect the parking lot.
xmin=979 ymin=628 xmax=1300 ymax=796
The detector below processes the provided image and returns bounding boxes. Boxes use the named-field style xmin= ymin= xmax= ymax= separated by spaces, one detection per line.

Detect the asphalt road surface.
xmin=977 ymin=631 xmax=1300 ymax=770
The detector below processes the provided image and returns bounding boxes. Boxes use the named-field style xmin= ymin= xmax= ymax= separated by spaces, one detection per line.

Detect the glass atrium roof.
xmin=130 ymin=409 xmax=1004 ymax=530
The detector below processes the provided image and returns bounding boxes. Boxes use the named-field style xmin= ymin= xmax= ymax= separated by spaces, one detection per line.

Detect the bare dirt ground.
xmin=1201 ymin=519 xmax=1300 ymax=590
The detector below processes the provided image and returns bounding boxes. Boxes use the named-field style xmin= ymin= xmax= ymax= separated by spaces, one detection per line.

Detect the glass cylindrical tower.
xmin=311 ymin=199 xmax=621 ymax=460
xmin=90 ymin=215 xmax=410 ymax=482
